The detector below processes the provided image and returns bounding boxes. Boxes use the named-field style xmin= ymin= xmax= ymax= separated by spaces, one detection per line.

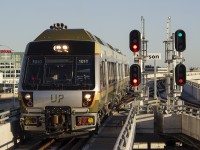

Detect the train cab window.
xmin=23 ymin=57 xmax=44 ymax=85
xmin=24 ymin=65 xmax=43 ymax=84
xmin=45 ymin=64 xmax=73 ymax=84
xmin=76 ymin=57 xmax=94 ymax=86
xmin=76 ymin=66 xmax=91 ymax=84
xmin=43 ymin=58 xmax=74 ymax=85
xmin=23 ymin=56 xmax=95 ymax=90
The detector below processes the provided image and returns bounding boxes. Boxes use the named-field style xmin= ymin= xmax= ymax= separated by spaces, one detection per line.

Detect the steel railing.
xmin=113 ymin=102 xmax=137 ymax=150
xmin=0 ymin=107 xmax=20 ymax=124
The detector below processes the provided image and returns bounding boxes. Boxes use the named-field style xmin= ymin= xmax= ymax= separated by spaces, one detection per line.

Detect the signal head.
xmin=130 ymin=64 xmax=141 ymax=86
xmin=175 ymin=29 xmax=186 ymax=52
xmin=175 ymin=63 xmax=186 ymax=86
xmin=129 ymin=30 xmax=141 ymax=52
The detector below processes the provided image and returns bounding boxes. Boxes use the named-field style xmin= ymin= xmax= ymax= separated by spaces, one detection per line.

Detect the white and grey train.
xmin=18 ymin=23 xmax=129 ymax=136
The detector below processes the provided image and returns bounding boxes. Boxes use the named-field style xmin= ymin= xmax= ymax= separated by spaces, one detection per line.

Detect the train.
xmin=18 ymin=23 xmax=129 ymax=137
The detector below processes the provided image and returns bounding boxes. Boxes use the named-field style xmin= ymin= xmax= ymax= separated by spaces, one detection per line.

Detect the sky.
xmin=0 ymin=0 xmax=199 ymax=68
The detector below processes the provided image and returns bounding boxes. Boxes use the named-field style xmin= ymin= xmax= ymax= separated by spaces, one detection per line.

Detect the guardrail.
xmin=0 ymin=107 xmax=20 ymax=124
xmin=113 ymin=102 xmax=137 ymax=150
xmin=186 ymin=80 xmax=200 ymax=89
xmin=186 ymin=71 xmax=200 ymax=76
xmin=158 ymin=101 xmax=200 ymax=117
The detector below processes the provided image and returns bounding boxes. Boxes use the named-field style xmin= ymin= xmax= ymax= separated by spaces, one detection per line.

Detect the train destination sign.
xmin=147 ymin=53 xmax=161 ymax=60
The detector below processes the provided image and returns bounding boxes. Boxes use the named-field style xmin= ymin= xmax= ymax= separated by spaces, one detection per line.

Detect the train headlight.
xmin=53 ymin=44 xmax=69 ymax=53
xmin=21 ymin=92 xmax=33 ymax=107
xmin=84 ymin=94 xmax=91 ymax=101
xmin=25 ymin=93 xmax=31 ymax=100
xmin=82 ymin=92 xmax=95 ymax=107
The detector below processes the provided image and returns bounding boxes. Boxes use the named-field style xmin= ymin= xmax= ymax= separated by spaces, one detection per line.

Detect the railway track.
xmin=14 ymin=136 xmax=90 ymax=150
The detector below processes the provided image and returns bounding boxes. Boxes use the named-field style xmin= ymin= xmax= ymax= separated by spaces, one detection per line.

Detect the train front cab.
xmin=19 ymin=40 xmax=100 ymax=135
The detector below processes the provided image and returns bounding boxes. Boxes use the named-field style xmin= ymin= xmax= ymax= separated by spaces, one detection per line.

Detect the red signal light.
xmin=132 ymin=78 xmax=138 ymax=86
xmin=132 ymin=45 xmax=138 ymax=52
xmin=178 ymin=78 xmax=183 ymax=84
xmin=133 ymin=78 xmax=138 ymax=83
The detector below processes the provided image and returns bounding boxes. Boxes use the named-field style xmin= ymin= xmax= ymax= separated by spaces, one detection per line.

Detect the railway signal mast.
xmin=174 ymin=29 xmax=186 ymax=93
xmin=164 ymin=17 xmax=186 ymax=111
xmin=129 ymin=30 xmax=142 ymax=93
xmin=129 ymin=16 xmax=149 ymax=100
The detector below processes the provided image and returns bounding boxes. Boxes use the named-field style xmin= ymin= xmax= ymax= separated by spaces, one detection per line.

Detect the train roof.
xmin=34 ymin=23 xmax=123 ymax=54
xmin=34 ymin=29 xmax=95 ymax=42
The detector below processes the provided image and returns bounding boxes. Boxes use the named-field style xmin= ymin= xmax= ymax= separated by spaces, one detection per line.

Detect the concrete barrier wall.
xmin=158 ymin=113 xmax=200 ymax=141
xmin=0 ymin=119 xmax=23 ymax=150
xmin=182 ymin=114 xmax=200 ymax=141
xmin=0 ymin=123 xmax=14 ymax=150
xmin=136 ymin=114 xmax=154 ymax=133
xmin=163 ymin=114 xmax=182 ymax=133
xmin=183 ymin=84 xmax=193 ymax=96
xmin=158 ymin=113 xmax=182 ymax=134
xmin=183 ymin=83 xmax=200 ymax=100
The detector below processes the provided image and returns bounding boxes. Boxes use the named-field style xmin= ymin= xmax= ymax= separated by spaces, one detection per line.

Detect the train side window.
xmin=125 ymin=64 xmax=129 ymax=77
xmin=100 ymin=61 xmax=106 ymax=87
xmin=108 ymin=62 xmax=111 ymax=84
xmin=110 ymin=62 xmax=115 ymax=84
xmin=113 ymin=62 xmax=117 ymax=82
xmin=118 ymin=64 xmax=121 ymax=81
xmin=122 ymin=64 xmax=124 ymax=79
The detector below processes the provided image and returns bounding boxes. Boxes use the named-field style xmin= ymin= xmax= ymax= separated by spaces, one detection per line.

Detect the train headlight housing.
xmin=21 ymin=92 xmax=33 ymax=107
xmin=82 ymin=92 xmax=95 ymax=107
xmin=53 ymin=44 xmax=69 ymax=53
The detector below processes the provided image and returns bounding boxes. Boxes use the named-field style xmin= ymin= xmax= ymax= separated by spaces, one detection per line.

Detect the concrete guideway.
xmin=82 ymin=100 xmax=137 ymax=150
xmin=83 ymin=111 xmax=129 ymax=150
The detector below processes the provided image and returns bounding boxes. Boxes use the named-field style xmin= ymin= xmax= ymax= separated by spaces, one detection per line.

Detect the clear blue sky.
xmin=0 ymin=0 xmax=199 ymax=68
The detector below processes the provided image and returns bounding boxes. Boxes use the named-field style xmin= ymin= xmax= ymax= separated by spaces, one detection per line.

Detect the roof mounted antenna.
xmin=50 ymin=23 xmax=67 ymax=30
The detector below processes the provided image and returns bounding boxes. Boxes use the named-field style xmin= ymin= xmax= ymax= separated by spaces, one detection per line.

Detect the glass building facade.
xmin=0 ymin=50 xmax=24 ymax=93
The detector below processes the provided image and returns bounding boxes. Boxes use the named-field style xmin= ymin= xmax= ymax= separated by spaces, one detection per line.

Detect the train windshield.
xmin=23 ymin=56 xmax=95 ymax=90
